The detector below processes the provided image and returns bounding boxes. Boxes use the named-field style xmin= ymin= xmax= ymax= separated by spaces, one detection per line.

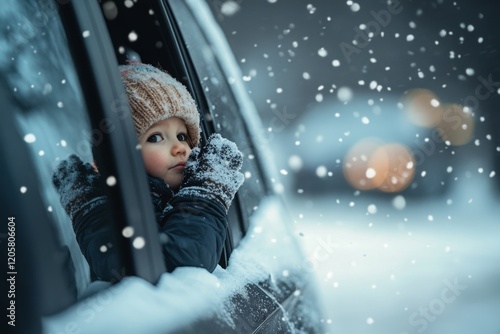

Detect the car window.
xmin=0 ymin=0 xmax=148 ymax=299
xmin=0 ymin=0 xmax=105 ymax=295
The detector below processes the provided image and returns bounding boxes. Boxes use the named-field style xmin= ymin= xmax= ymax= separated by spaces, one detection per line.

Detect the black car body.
xmin=0 ymin=1 xmax=324 ymax=333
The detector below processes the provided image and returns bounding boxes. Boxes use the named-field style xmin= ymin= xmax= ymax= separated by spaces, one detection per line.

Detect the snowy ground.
xmin=284 ymin=183 xmax=500 ymax=334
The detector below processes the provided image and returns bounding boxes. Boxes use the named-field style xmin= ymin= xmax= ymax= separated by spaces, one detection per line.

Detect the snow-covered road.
xmin=285 ymin=191 xmax=500 ymax=334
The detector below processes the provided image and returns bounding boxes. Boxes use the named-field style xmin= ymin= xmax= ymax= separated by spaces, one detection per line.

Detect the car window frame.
xmin=57 ymin=0 xmax=166 ymax=283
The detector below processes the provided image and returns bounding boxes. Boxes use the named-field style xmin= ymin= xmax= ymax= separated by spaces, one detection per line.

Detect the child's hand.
xmin=177 ymin=133 xmax=245 ymax=212
xmin=52 ymin=154 xmax=107 ymax=221
xmin=148 ymin=176 xmax=174 ymax=221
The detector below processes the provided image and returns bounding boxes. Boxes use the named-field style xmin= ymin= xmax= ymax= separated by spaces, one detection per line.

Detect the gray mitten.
xmin=176 ymin=133 xmax=244 ymax=212
xmin=52 ymin=154 xmax=107 ymax=221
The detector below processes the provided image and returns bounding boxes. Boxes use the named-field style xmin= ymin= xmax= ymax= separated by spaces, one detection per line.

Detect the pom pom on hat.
xmin=119 ymin=62 xmax=201 ymax=147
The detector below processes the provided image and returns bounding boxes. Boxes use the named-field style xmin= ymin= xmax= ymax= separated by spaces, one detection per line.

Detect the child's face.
xmin=139 ymin=117 xmax=192 ymax=190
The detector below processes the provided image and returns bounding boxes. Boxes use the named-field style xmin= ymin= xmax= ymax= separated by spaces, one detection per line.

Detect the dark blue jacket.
xmin=72 ymin=177 xmax=227 ymax=282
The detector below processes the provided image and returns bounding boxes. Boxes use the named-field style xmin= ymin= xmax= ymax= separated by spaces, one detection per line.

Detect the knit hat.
xmin=119 ymin=62 xmax=201 ymax=147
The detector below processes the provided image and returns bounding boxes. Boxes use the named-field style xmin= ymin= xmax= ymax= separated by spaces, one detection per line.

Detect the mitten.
xmin=176 ymin=133 xmax=244 ymax=212
xmin=148 ymin=176 xmax=174 ymax=222
xmin=52 ymin=154 xmax=107 ymax=222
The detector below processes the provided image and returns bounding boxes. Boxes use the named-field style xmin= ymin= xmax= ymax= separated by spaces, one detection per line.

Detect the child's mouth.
xmin=171 ymin=163 xmax=186 ymax=170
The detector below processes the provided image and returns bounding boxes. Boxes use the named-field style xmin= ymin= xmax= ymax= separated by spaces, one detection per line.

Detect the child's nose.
xmin=171 ymin=141 xmax=186 ymax=155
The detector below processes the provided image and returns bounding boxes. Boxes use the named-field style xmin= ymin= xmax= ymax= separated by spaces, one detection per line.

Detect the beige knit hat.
xmin=119 ymin=62 xmax=201 ymax=147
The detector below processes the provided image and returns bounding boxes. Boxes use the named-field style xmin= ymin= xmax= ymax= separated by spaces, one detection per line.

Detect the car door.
xmin=1 ymin=1 xmax=324 ymax=333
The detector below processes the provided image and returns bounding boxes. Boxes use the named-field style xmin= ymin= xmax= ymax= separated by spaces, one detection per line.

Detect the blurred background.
xmin=208 ymin=1 xmax=500 ymax=333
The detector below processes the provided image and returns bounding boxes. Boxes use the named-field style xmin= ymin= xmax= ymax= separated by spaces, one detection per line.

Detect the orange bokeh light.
xmin=343 ymin=138 xmax=386 ymax=190
xmin=437 ymin=104 xmax=474 ymax=146
xmin=402 ymin=88 xmax=444 ymax=128
xmin=370 ymin=143 xmax=415 ymax=193
xmin=343 ymin=140 xmax=416 ymax=193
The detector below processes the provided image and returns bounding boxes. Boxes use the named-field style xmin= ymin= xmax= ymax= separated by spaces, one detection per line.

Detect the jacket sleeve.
xmin=73 ymin=194 xmax=227 ymax=281
xmin=72 ymin=197 xmax=123 ymax=282
xmin=159 ymin=195 xmax=227 ymax=273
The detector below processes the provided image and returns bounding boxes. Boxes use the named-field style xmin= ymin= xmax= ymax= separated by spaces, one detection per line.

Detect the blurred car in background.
xmin=275 ymin=87 xmax=487 ymax=199
xmin=0 ymin=0 xmax=324 ymax=333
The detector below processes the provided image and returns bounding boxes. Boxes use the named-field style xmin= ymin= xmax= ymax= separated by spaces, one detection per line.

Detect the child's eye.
xmin=147 ymin=134 xmax=163 ymax=143
xmin=177 ymin=133 xmax=188 ymax=142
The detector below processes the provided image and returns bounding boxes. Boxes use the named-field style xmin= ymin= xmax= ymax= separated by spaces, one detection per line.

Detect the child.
xmin=52 ymin=63 xmax=245 ymax=282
